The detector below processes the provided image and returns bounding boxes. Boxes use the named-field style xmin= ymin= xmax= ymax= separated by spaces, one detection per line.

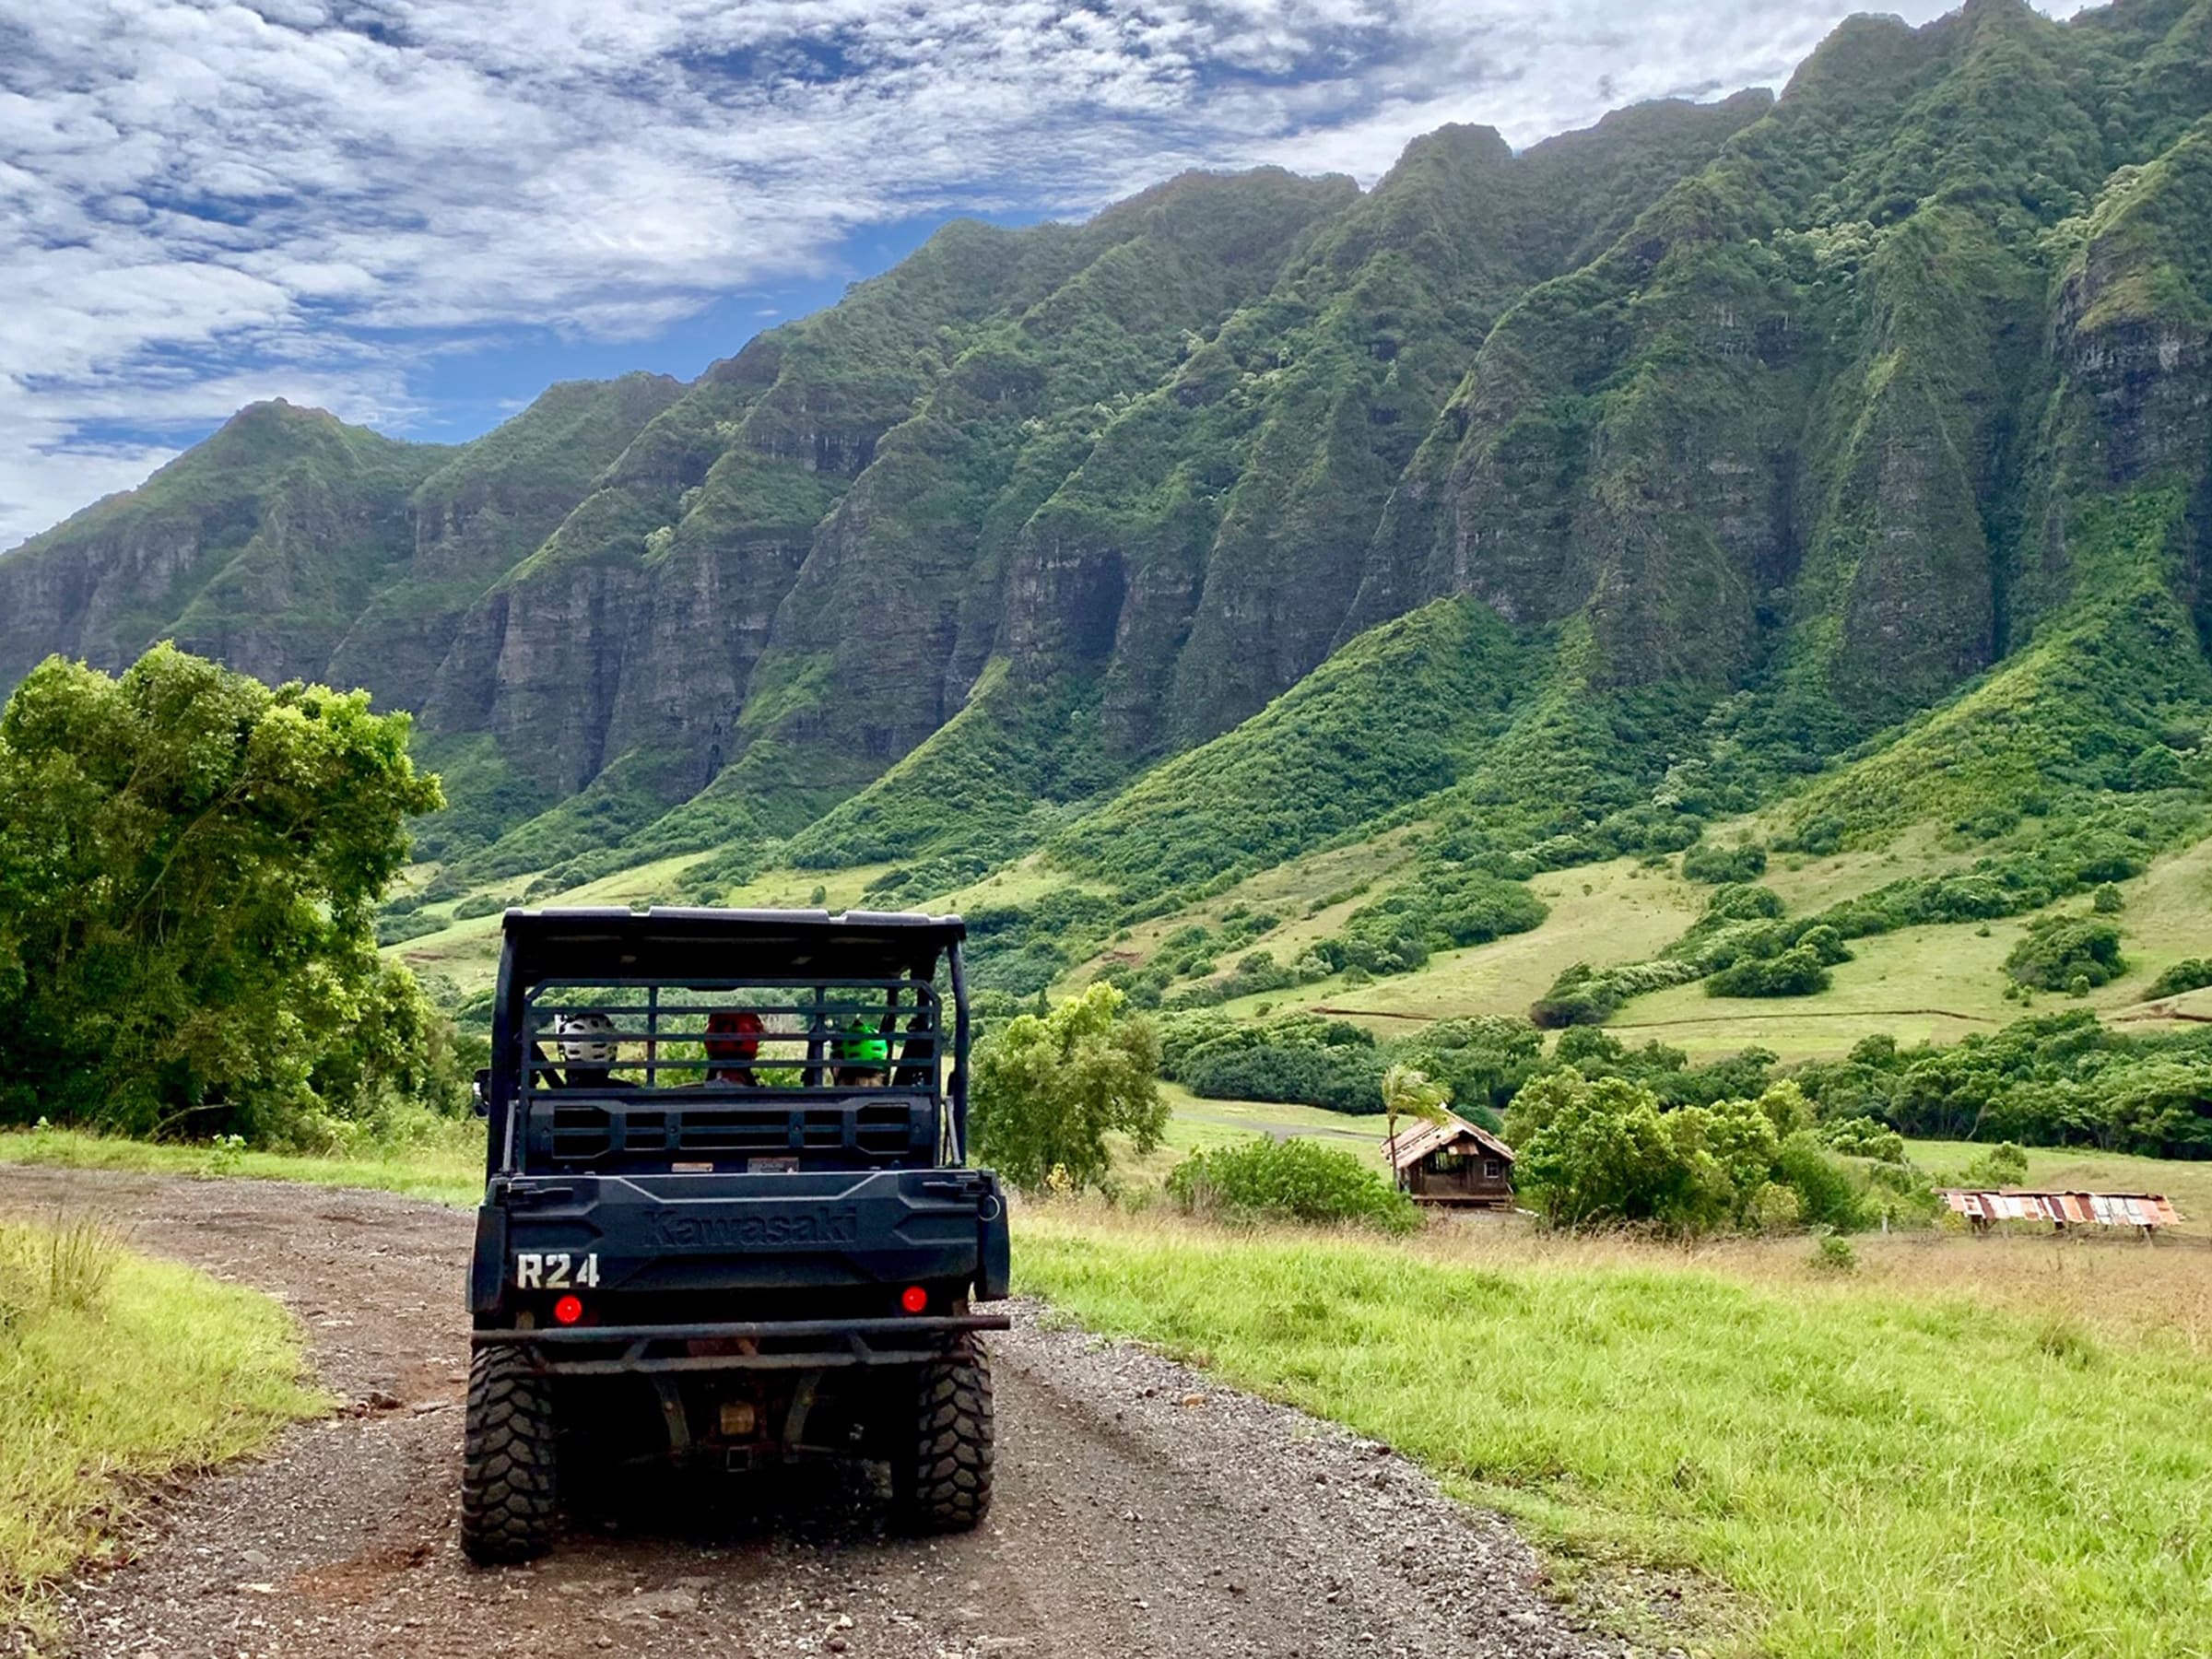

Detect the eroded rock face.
xmin=0 ymin=518 xmax=204 ymax=687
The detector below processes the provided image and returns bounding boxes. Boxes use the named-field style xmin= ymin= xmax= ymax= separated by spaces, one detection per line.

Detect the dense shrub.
xmin=1818 ymin=1116 xmax=1908 ymax=1163
xmin=1394 ymin=1017 xmax=1542 ymax=1119
xmin=1160 ymin=1012 xmax=1387 ymax=1113
xmin=2147 ymin=958 xmax=2212 ymax=999
xmin=0 ymin=647 xmax=455 ymax=1141
xmin=1531 ymin=958 xmax=1703 ymax=1025
xmin=2004 ymin=916 xmax=2126 ymax=991
xmin=1682 ymin=841 xmax=1769 ymax=884
xmin=1774 ymin=1133 xmax=1866 ymax=1230
xmin=1794 ymin=1011 xmax=2212 ymax=1159
xmin=1318 ymin=869 xmax=1547 ymax=977
xmin=1166 ymin=1136 xmax=1418 ymax=1232
xmin=971 ymin=983 xmax=1166 ymax=1192
xmin=1508 ymin=1068 xmax=1868 ymax=1234
xmin=1180 ymin=1042 xmax=1386 ymax=1113
xmin=1704 ymin=883 xmax=1786 ymax=924
xmin=1960 ymin=1141 xmax=2030 ymax=1186
xmin=452 ymin=892 xmax=503 ymax=921
xmin=1707 ymin=945 xmax=1832 ymax=998
xmin=376 ymin=912 xmax=447 ymax=947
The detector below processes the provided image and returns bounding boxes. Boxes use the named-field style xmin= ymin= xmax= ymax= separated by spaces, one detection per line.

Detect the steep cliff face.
xmin=0 ymin=404 xmax=440 ymax=689
xmin=0 ymin=380 xmax=678 ymax=723
xmin=5 ymin=0 xmax=2209 ymax=888
xmin=325 ymin=373 xmax=684 ymax=710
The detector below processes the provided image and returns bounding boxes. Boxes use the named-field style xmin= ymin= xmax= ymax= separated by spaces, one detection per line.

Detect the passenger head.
xmin=704 ymin=1009 xmax=764 ymax=1081
xmin=555 ymin=1011 xmax=619 ymax=1080
xmin=832 ymin=1023 xmax=889 ymax=1087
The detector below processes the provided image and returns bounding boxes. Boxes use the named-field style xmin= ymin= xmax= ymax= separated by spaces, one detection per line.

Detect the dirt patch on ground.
xmin=3 ymin=1165 xmax=1632 ymax=1658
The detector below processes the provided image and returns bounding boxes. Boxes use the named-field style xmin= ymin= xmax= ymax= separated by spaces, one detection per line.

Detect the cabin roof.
xmin=1384 ymin=1112 xmax=1515 ymax=1172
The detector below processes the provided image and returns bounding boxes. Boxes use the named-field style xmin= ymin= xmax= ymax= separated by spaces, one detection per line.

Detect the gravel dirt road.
xmin=4 ymin=1166 xmax=1622 ymax=1659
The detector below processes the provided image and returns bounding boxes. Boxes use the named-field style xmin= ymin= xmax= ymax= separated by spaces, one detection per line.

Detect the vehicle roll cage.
xmin=484 ymin=908 xmax=971 ymax=1179
xmin=521 ymin=977 xmax=946 ymax=1087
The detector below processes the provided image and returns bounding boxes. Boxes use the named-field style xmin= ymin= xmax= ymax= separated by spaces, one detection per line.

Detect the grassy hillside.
xmin=1020 ymin=1206 xmax=2212 ymax=1659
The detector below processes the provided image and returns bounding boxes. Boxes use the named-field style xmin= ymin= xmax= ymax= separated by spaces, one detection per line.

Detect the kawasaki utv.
xmin=460 ymin=907 xmax=1009 ymax=1564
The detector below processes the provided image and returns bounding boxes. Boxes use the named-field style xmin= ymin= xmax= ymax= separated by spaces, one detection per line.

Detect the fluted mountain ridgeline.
xmin=5 ymin=0 xmax=2209 ymax=917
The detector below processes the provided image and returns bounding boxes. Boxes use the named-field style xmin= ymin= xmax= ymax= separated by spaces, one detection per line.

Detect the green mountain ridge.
xmin=6 ymin=0 xmax=2211 ymax=1027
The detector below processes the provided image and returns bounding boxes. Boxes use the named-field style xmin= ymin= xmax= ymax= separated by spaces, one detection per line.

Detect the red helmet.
xmin=704 ymin=1010 xmax=763 ymax=1064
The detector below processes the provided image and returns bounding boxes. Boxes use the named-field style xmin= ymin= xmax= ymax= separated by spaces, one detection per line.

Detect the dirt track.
xmin=4 ymin=1167 xmax=1622 ymax=1659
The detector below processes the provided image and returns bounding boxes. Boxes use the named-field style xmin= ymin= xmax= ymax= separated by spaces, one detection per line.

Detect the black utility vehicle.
xmin=462 ymin=907 xmax=1010 ymax=1564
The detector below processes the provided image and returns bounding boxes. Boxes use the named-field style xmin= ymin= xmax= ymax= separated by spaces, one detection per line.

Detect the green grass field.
xmin=0 ymin=1216 xmax=324 ymax=1619
xmin=1017 ymin=1206 xmax=2212 ymax=1659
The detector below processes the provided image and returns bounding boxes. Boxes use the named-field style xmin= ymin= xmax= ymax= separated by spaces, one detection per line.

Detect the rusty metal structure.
xmin=1939 ymin=1189 xmax=2181 ymax=1234
xmin=1385 ymin=1113 xmax=1515 ymax=1208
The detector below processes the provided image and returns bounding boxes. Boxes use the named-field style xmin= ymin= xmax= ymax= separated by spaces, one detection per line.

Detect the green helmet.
xmin=833 ymin=1023 xmax=889 ymax=1065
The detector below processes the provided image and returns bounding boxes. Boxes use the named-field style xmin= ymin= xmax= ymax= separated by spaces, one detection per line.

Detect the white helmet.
xmin=556 ymin=1012 xmax=618 ymax=1065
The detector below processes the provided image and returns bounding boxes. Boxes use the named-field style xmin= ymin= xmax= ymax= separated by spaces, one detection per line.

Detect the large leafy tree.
xmin=971 ymin=982 xmax=1166 ymax=1192
xmin=0 ymin=646 xmax=445 ymax=1138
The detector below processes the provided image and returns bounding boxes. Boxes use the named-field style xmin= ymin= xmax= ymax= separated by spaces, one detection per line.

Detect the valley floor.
xmin=7 ymin=1130 xmax=2210 ymax=1655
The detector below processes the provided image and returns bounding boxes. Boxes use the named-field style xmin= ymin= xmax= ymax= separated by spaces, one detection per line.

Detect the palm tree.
xmin=1381 ymin=1063 xmax=1452 ymax=1190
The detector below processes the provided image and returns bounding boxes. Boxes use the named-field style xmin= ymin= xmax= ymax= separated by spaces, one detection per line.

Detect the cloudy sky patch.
xmin=0 ymin=0 xmax=2079 ymax=547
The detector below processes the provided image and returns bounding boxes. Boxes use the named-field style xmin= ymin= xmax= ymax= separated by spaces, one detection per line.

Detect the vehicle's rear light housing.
xmin=899 ymin=1284 xmax=928 ymax=1314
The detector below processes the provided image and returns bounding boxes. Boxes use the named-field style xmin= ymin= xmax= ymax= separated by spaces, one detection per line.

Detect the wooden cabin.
xmin=1384 ymin=1113 xmax=1516 ymax=1208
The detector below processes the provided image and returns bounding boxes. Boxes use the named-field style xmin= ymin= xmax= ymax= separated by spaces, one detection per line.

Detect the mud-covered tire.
xmin=889 ymin=1339 xmax=994 ymax=1534
xmin=460 ymin=1347 xmax=559 ymax=1565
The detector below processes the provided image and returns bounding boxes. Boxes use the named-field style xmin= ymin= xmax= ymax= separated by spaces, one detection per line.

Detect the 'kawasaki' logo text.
xmin=651 ymin=1209 xmax=859 ymax=1250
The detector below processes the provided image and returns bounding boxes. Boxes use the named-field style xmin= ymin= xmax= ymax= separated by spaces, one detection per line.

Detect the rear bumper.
xmin=473 ymin=1312 xmax=1010 ymax=1374
xmin=470 ymin=1166 xmax=1012 ymax=1316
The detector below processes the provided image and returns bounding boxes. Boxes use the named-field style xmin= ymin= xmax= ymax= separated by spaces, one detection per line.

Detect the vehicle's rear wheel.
xmin=889 ymin=1338 xmax=994 ymax=1534
xmin=460 ymin=1347 xmax=559 ymax=1564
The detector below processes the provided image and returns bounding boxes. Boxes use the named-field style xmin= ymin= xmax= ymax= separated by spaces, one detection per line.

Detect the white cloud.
xmin=0 ymin=0 xmax=2093 ymax=548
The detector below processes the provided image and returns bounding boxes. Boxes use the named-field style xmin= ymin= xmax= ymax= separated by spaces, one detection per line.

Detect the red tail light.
xmin=899 ymin=1285 xmax=928 ymax=1314
xmin=552 ymin=1294 xmax=584 ymax=1326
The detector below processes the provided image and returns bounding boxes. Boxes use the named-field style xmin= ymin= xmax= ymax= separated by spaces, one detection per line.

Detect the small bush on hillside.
xmin=1807 ymin=1231 xmax=1858 ymax=1275
xmin=1682 ymin=841 xmax=1769 ymax=884
xmin=1707 ymin=945 xmax=1832 ymax=998
xmin=1316 ymin=870 xmax=1547 ymax=978
xmin=452 ymin=892 xmax=503 ymax=921
xmin=418 ymin=868 xmax=469 ymax=903
xmin=1775 ymin=1133 xmax=1867 ymax=1230
xmin=1962 ymin=1141 xmax=2030 ymax=1187
xmin=1530 ymin=958 xmax=1704 ymax=1026
xmin=2004 ymin=916 xmax=2126 ymax=991
xmin=1797 ymin=924 xmax=1853 ymax=966
xmin=1818 ymin=1116 xmax=1907 ymax=1163
xmin=375 ymin=912 xmax=446 ymax=947
xmin=1704 ymin=883 xmax=1786 ymax=923
xmin=1166 ymin=1136 xmax=1418 ymax=1233
xmin=2147 ymin=958 xmax=2212 ymax=999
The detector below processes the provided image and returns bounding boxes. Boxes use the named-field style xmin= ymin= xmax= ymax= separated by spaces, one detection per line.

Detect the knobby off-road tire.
xmin=460 ymin=1347 xmax=559 ymax=1565
xmin=890 ymin=1339 xmax=994 ymax=1534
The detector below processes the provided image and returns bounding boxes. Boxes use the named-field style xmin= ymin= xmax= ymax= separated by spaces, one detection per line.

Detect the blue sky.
xmin=0 ymin=0 xmax=2085 ymax=548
